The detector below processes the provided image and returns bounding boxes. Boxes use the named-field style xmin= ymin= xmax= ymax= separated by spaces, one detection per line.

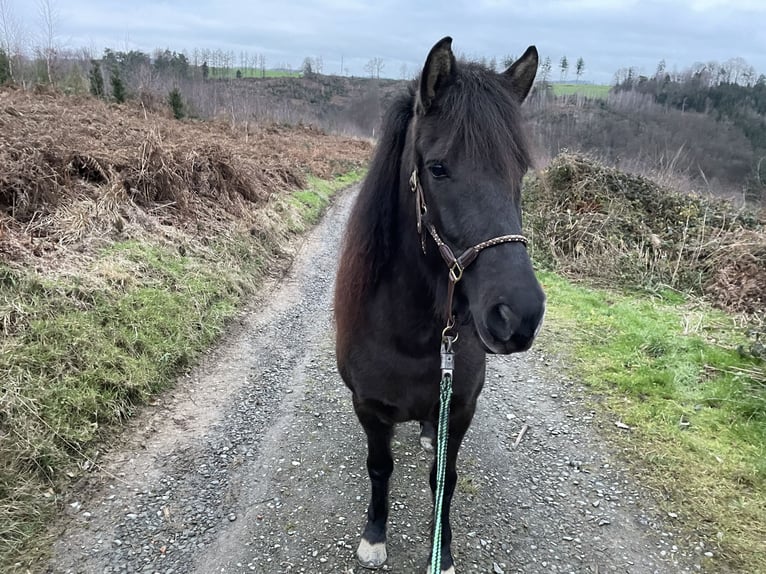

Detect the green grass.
xmin=551 ymin=83 xmax=611 ymax=98
xmin=0 ymin=169 xmax=364 ymax=569
xmin=209 ymin=67 xmax=302 ymax=80
xmin=538 ymin=271 xmax=765 ymax=572
xmin=288 ymin=169 xmax=365 ymax=227
xmin=1 ymin=240 xmax=255 ymax=557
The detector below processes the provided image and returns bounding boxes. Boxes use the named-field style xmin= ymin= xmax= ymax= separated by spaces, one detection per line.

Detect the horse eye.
xmin=428 ymin=163 xmax=448 ymax=179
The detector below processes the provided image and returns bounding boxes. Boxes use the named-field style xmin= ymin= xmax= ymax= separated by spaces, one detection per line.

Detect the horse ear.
xmin=416 ymin=36 xmax=456 ymax=115
xmin=504 ymin=45 xmax=538 ymax=103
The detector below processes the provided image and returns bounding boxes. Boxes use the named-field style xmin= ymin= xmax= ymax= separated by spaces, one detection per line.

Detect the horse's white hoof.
xmin=420 ymin=435 xmax=434 ymax=451
xmin=357 ymin=538 xmax=387 ymax=569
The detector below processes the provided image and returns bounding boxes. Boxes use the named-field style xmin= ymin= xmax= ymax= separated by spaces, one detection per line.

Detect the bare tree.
xmin=365 ymin=57 xmax=384 ymax=79
xmin=0 ymin=0 xmax=21 ymax=82
xmin=538 ymin=56 xmax=552 ymax=86
xmin=314 ymin=55 xmax=323 ymax=75
xmin=258 ymin=53 xmax=266 ymax=78
xmin=37 ymin=0 xmax=59 ymax=84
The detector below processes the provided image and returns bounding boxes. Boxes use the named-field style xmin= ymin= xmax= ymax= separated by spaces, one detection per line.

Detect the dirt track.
xmin=44 ymin=186 xmax=712 ymax=574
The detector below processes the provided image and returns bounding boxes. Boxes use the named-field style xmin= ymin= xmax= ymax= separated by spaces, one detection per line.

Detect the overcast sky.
xmin=10 ymin=0 xmax=766 ymax=84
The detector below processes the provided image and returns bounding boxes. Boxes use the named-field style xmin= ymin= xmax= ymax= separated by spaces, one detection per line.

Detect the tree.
xmin=655 ymin=59 xmax=666 ymax=78
xmin=539 ymin=56 xmax=552 ymax=86
xmin=365 ymin=57 xmax=384 ymax=79
xmin=575 ymin=57 xmax=585 ymax=83
xmin=302 ymin=56 xmax=313 ymax=76
xmin=488 ymin=56 xmax=497 ymax=72
xmin=559 ymin=55 xmax=569 ymax=82
xmin=0 ymin=0 xmax=20 ymax=83
xmin=37 ymin=0 xmax=58 ymax=84
xmin=168 ymin=87 xmax=184 ymax=119
xmin=89 ymin=59 xmax=103 ymax=97
xmin=0 ymin=48 xmax=9 ymax=84
xmin=235 ymin=69 xmax=242 ymax=79
xmin=110 ymin=67 xmax=125 ymax=102
xmin=501 ymin=54 xmax=515 ymax=69
xmin=201 ymin=60 xmax=209 ymax=80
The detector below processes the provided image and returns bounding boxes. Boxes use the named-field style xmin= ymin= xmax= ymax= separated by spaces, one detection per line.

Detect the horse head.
xmin=405 ymin=36 xmax=546 ymax=354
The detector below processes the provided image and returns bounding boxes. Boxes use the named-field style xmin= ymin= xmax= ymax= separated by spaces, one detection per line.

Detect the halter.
xmin=408 ymin=166 xmax=529 ymax=335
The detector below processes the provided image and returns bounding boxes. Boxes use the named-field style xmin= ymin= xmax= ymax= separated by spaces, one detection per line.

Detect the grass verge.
xmin=538 ymin=270 xmax=765 ymax=573
xmin=288 ymin=170 xmax=365 ymax=228
xmin=0 ymin=169 xmax=364 ymax=569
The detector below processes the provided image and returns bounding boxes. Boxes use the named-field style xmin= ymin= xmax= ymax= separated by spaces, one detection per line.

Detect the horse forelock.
xmin=419 ymin=61 xmax=531 ymax=182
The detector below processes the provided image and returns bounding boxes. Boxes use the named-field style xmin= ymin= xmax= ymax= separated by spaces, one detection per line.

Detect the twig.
xmin=513 ymin=424 xmax=529 ymax=448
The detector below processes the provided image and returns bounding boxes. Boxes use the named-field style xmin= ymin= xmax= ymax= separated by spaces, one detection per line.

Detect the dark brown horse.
xmin=334 ymin=37 xmax=545 ymax=574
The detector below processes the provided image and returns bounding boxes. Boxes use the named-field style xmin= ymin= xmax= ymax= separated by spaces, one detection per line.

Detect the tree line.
xmin=612 ymin=58 xmax=766 ymax=201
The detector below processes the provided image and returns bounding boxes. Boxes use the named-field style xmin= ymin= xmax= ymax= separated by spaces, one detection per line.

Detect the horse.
xmin=334 ymin=37 xmax=546 ymax=574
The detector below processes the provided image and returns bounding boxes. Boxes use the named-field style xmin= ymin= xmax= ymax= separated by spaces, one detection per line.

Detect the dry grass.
xmin=0 ymin=88 xmax=371 ymax=267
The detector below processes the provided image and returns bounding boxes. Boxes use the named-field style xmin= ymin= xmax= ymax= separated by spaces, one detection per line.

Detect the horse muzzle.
xmin=476 ymin=290 xmax=546 ymax=354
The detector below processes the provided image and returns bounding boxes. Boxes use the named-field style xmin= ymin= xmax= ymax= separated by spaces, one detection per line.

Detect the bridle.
xmin=408 ymin=166 xmax=529 ymax=338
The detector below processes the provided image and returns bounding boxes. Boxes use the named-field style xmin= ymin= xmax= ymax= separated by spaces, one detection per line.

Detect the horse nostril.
xmin=486 ymin=303 xmax=519 ymax=343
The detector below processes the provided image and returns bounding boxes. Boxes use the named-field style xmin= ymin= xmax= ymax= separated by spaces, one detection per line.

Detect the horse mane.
xmin=334 ymin=89 xmax=414 ymax=347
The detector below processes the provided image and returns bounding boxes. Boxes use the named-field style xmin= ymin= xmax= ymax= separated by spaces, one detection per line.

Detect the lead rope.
xmin=410 ymin=167 xmax=527 ymax=573
xmin=430 ymin=334 xmax=455 ymax=573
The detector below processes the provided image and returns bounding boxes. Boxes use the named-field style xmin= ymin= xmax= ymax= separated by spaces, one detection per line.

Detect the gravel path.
xmin=45 ymin=186 xmax=711 ymax=574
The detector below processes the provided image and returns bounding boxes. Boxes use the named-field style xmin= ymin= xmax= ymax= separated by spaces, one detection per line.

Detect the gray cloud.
xmin=10 ymin=0 xmax=766 ymax=83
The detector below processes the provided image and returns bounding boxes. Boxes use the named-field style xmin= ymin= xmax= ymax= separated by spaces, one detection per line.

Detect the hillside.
xmin=0 ymin=88 xmax=370 ymax=267
xmin=179 ymin=73 xmax=408 ymax=137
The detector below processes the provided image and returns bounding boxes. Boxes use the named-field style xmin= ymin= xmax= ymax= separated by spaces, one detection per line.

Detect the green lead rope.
xmin=430 ymin=340 xmax=455 ymax=573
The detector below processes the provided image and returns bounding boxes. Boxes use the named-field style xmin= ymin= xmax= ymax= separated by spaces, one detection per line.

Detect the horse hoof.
xmin=420 ymin=435 xmax=434 ymax=451
xmin=357 ymin=538 xmax=387 ymax=569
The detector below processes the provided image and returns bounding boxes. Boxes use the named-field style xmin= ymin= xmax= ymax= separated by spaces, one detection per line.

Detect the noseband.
xmin=409 ymin=167 xmax=528 ymax=335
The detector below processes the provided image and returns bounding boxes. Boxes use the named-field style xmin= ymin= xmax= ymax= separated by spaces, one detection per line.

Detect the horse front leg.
xmin=354 ymin=399 xmax=394 ymax=569
xmin=426 ymin=403 xmax=475 ymax=574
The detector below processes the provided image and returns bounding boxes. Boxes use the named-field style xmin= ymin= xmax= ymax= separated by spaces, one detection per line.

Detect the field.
xmin=550 ymin=82 xmax=611 ymax=98
xmin=208 ymin=67 xmax=302 ymax=79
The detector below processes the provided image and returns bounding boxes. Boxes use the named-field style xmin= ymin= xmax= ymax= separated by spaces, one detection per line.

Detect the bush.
xmin=524 ymin=153 xmax=765 ymax=313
